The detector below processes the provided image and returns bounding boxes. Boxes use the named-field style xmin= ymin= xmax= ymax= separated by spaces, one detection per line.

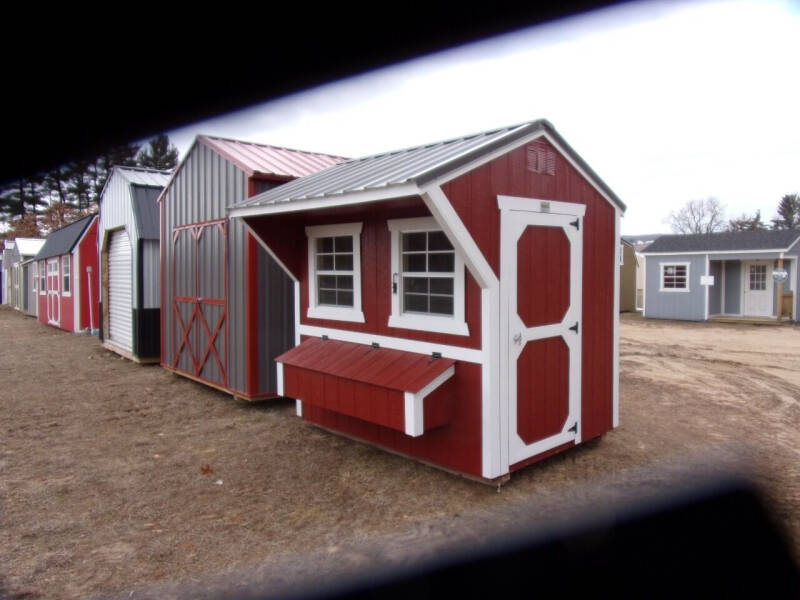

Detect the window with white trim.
xmin=660 ymin=262 xmax=689 ymax=292
xmin=388 ymin=217 xmax=468 ymax=336
xmin=39 ymin=260 xmax=45 ymax=294
xmin=62 ymin=255 xmax=71 ymax=296
xmin=305 ymin=222 xmax=364 ymax=322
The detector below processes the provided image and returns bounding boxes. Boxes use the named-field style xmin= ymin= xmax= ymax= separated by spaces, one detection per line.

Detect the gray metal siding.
xmin=141 ymin=240 xmax=160 ymax=309
xmin=99 ymin=171 xmax=143 ymax=310
xmin=708 ymin=261 xmax=722 ymax=315
xmin=644 ymin=254 xmax=707 ymax=321
xmin=162 ymin=143 xmax=247 ymax=392
xmin=724 ymin=261 xmax=741 ymax=314
xmin=257 ymin=245 xmax=294 ymax=393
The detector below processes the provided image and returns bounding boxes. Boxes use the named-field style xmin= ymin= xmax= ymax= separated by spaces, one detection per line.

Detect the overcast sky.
xmin=167 ymin=0 xmax=800 ymax=236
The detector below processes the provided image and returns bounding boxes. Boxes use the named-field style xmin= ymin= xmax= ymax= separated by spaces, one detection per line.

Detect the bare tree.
xmin=667 ymin=197 xmax=726 ymax=234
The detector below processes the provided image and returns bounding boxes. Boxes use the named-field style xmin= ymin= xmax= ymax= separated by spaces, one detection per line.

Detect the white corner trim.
xmin=276 ymin=362 xmax=284 ymax=396
xmin=293 ymin=281 xmax=301 ymax=346
xmin=297 ymin=324 xmax=484 ymax=364
xmin=704 ymin=255 xmax=710 ymax=321
xmin=403 ymin=365 xmax=455 ymax=437
xmin=481 ymin=286 xmax=504 ymax=479
xmin=612 ymin=208 xmax=620 ymax=428
xmin=296 ymin=400 xmax=303 ymax=417
xmin=497 ymin=195 xmax=587 ymax=217
xmin=419 ymin=185 xmax=498 ymax=289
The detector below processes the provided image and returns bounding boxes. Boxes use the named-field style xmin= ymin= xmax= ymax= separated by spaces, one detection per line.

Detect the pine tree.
xmin=137 ymin=134 xmax=178 ymax=171
xmin=728 ymin=210 xmax=767 ymax=231
xmin=770 ymin=194 xmax=800 ymax=229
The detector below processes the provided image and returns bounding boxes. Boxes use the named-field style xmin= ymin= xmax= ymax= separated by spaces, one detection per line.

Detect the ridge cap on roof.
xmin=114 ymin=165 xmax=172 ymax=175
xmin=197 ymin=134 xmax=348 ymax=161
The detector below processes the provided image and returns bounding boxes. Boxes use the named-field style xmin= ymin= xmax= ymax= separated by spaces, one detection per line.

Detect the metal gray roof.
xmin=642 ymin=229 xmax=800 ymax=254
xmin=231 ymin=120 xmax=626 ymax=213
xmin=131 ymin=185 xmax=162 ymax=240
xmin=115 ymin=166 xmax=172 ymax=187
xmin=36 ymin=215 xmax=95 ymax=260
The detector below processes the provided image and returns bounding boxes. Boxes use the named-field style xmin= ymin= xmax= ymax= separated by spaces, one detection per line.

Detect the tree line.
xmin=0 ymin=134 xmax=178 ymax=240
xmin=667 ymin=194 xmax=800 ymax=234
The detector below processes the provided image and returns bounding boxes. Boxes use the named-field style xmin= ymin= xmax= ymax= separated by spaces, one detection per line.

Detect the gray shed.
xmin=641 ymin=230 xmax=800 ymax=322
xmin=97 ymin=166 xmax=172 ymax=361
xmin=2 ymin=238 xmax=45 ymax=312
xmin=159 ymin=135 xmax=345 ymax=399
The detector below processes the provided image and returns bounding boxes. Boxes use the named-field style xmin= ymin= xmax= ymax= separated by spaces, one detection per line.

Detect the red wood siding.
xmin=247 ymin=200 xmax=482 ymax=350
xmin=77 ymin=218 xmax=99 ymax=331
xmin=517 ymin=225 xmax=570 ymax=328
xmin=442 ymin=137 xmax=615 ymax=441
xmin=301 ymin=361 xmax=483 ymax=477
xmin=517 ymin=337 xmax=569 ymax=444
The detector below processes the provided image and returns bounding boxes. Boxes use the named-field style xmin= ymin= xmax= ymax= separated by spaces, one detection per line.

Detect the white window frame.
xmin=32 ymin=262 xmax=38 ymax=293
xmin=61 ymin=255 xmax=71 ymax=296
xmin=659 ymin=262 xmax=690 ymax=293
xmin=305 ymin=222 xmax=365 ymax=323
xmin=39 ymin=260 xmax=46 ymax=295
xmin=387 ymin=216 xmax=468 ymax=336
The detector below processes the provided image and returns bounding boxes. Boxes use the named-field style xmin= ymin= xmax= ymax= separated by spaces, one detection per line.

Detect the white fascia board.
xmin=403 ymin=365 xmax=455 ymax=437
xmin=240 ymin=219 xmax=298 ymax=282
xmin=426 ymin=130 xmax=624 ymax=215
xmin=228 ymin=183 xmax=421 ymax=219
xmin=644 ymin=248 xmax=793 ymax=256
xmin=419 ymin=185 xmax=498 ymax=290
xmin=297 ymin=324 xmax=484 ymax=364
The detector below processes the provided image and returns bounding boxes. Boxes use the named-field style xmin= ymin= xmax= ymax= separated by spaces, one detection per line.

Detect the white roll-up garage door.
xmin=108 ymin=229 xmax=133 ymax=351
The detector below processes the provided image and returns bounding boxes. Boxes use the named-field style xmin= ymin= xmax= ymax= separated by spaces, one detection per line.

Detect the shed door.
xmin=108 ymin=230 xmax=133 ymax=351
xmin=501 ymin=205 xmax=583 ymax=466
xmin=47 ymin=259 xmax=60 ymax=325
xmin=743 ymin=261 xmax=772 ymax=317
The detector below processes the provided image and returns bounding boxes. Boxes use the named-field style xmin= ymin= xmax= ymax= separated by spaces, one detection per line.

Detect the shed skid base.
xmin=303 ymin=420 xmax=511 ymax=487
xmin=102 ymin=341 xmax=159 ymax=364
xmin=160 ymin=364 xmax=278 ymax=401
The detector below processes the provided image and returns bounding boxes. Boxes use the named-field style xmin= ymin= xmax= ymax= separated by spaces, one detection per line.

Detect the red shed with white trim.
xmin=230 ymin=120 xmax=625 ymax=483
xmin=34 ymin=214 xmax=99 ymax=333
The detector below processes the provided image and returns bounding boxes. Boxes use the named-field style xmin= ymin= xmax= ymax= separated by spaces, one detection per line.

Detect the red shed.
xmin=35 ymin=214 xmax=100 ymax=333
xmin=230 ymin=120 xmax=625 ymax=483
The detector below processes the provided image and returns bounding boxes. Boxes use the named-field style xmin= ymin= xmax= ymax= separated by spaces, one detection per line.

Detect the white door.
xmin=500 ymin=200 xmax=584 ymax=466
xmin=108 ymin=230 xmax=133 ymax=351
xmin=47 ymin=259 xmax=60 ymax=325
xmin=743 ymin=261 xmax=772 ymax=317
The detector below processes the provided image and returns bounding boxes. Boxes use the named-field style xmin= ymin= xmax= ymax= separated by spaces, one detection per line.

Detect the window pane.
xmin=428 ymin=253 xmax=454 ymax=272
xmin=334 ymin=236 xmax=352 ymax=252
xmin=318 ymin=275 xmax=337 ymax=289
xmin=334 ymin=254 xmax=353 ymax=271
xmin=404 ymin=293 xmax=428 ymax=312
xmin=318 ymin=289 xmax=337 ymax=305
xmin=428 ymin=231 xmax=452 ymax=251
xmin=430 ymin=278 xmax=453 ymax=295
xmin=402 ymin=253 xmax=427 ymax=272
xmin=429 ymin=295 xmax=454 ymax=315
xmin=316 ymin=254 xmax=334 ymax=271
xmin=337 ymin=291 xmax=354 ymax=306
xmin=402 ymin=232 xmax=426 ymax=252
xmin=316 ymin=237 xmax=333 ymax=253
xmin=404 ymin=277 xmax=429 ymax=294
xmin=336 ymin=275 xmax=353 ymax=290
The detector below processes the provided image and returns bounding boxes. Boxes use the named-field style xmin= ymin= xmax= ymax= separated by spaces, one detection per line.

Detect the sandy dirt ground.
xmin=1 ymin=307 xmax=798 ymax=599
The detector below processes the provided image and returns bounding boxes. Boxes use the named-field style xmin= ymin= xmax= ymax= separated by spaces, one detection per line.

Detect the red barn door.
xmin=500 ymin=198 xmax=584 ymax=465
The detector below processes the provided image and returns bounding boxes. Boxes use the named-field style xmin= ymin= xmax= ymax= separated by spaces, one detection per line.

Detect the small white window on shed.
xmin=39 ymin=261 xmax=46 ymax=294
xmin=62 ymin=255 xmax=71 ymax=296
xmin=526 ymin=140 xmax=556 ymax=176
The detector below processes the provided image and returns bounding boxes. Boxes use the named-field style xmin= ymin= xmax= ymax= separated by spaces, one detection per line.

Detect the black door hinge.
xmin=569 ymin=322 xmax=579 ymax=334
xmin=568 ymin=422 xmax=578 ymax=434
xmin=570 ymin=218 xmax=580 ymax=230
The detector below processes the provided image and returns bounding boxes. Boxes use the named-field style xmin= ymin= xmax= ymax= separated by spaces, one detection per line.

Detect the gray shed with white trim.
xmin=641 ymin=230 xmax=800 ymax=322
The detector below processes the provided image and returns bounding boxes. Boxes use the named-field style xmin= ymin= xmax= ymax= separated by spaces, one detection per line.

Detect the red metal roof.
xmin=197 ymin=135 xmax=346 ymax=179
xmin=276 ymin=337 xmax=455 ymax=394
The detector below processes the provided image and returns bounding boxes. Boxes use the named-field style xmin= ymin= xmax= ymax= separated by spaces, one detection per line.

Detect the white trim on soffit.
xmin=403 ymin=365 xmax=455 ymax=437
xmin=296 ymin=324 xmax=484 ymax=364
xmin=644 ymin=248 xmax=795 ymax=256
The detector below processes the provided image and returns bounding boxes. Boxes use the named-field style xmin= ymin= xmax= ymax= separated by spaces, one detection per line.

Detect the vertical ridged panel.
xmin=257 ymin=243 xmax=295 ymax=393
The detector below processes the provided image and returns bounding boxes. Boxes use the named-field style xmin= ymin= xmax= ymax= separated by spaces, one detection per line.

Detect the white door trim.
xmin=742 ymin=260 xmax=773 ymax=317
xmin=500 ymin=202 xmax=583 ymax=466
